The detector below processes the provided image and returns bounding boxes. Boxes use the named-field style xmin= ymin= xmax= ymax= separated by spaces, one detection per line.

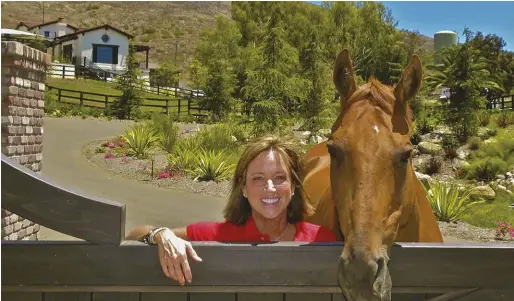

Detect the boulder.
xmin=471 ymin=185 xmax=496 ymax=200
xmin=309 ymin=135 xmax=324 ymax=144
xmin=418 ymin=142 xmax=442 ymax=155
xmin=318 ymin=129 xmax=331 ymax=138
xmin=415 ymin=171 xmax=432 ymax=188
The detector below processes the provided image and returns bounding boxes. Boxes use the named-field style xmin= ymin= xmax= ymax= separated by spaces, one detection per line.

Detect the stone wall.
xmin=1 ymin=41 xmax=51 ymax=240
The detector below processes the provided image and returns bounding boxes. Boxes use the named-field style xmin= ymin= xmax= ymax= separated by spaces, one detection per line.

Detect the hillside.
xmin=1 ymin=2 xmax=435 ymax=68
xmin=1 ymin=1 xmax=232 ymax=67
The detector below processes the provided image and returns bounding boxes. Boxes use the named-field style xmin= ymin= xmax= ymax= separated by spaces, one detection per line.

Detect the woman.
xmin=127 ymin=135 xmax=336 ymax=285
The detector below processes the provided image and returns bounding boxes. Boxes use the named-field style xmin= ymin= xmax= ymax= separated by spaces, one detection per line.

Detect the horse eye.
xmin=399 ymin=149 xmax=413 ymax=164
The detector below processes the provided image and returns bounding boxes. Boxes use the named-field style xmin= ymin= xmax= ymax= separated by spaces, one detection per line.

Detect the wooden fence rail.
xmin=46 ymin=85 xmax=210 ymax=117
xmin=2 ymin=154 xmax=514 ymax=301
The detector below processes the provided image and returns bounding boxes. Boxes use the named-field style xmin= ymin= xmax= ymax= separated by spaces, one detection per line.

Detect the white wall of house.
xmin=78 ymin=28 xmax=129 ymax=71
xmin=36 ymin=23 xmax=75 ymax=38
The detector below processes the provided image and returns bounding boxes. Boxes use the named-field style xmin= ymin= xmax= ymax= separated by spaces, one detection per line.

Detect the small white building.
xmin=15 ymin=19 xmax=150 ymax=73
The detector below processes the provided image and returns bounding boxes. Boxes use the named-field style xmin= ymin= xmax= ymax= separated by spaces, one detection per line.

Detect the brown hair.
xmin=223 ymin=135 xmax=314 ymax=225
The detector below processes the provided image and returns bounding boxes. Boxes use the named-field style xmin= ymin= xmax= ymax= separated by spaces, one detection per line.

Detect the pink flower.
xmin=104 ymin=153 xmax=115 ymax=159
xmin=157 ymin=171 xmax=170 ymax=179
xmin=108 ymin=142 xmax=116 ymax=149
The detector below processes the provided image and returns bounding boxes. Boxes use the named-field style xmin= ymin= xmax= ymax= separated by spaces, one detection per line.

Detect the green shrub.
xmin=441 ymin=135 xmax=459 ymax=160
xmin=476 ymin=110 xmax=491 ymax=126
xmin=194 ymin=123 xmax=242 ymax=152
xmin=149 ymin=114 xmax=179 ymax=153
xmin=423 ymin=156 xmax=443 ymax=175
xmin=465 ymin=157 xmax=509 ymax=181
xmin=486 ymin=128 xmax=498 ymax=138
xmin=468 ymin=137 xmax=482 ymax=151
xmin=415 ymin=117 xmax=435 ymax=135
xmin=186 ymin=148 xmax=234 ymax=182
xmin=167 ymin=136 xmax=199 ymax=172
xmin=122 ymin=122 xmax=159 ymax=158
xmin=423 ymin=180 xmax=484 ymax=223
xmin=410 ymin=129 xmax=422 ymax=145
xmin=495 ymin=111 xmax=514 ymax=128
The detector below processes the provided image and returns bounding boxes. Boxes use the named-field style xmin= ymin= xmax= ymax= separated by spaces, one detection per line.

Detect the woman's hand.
xmin=154 ymin=228 xmax=203 ymax=285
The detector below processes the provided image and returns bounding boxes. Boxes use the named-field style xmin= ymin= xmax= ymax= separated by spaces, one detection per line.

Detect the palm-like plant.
xmin=122 ymin=123 xmax=159 ymax=159
xmin=423 ymin=180 xmax=485 ymax=223
xmin=187 ymin=148 xmax=234 ymax=182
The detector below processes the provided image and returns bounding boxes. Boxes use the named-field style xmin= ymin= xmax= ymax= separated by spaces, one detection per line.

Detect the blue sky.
xmin=310 ymin=1 xmax=514 ymax=52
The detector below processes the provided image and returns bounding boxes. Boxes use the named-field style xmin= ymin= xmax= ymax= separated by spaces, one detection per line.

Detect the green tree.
xmin=425 ymin=30 xmax=503 ymax=142
xmin=155 ymin=60 xmax=179 ymax=88
xmin=110 ymin=41 xmax=145 ymax=119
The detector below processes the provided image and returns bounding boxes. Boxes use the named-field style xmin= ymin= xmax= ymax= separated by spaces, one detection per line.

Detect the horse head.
xmin=328 ymin=49 xmax=424 ymax=301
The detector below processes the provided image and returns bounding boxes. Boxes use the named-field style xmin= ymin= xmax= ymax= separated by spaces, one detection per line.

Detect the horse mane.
xmin=345 ymin=77 xmax=413 ymax=123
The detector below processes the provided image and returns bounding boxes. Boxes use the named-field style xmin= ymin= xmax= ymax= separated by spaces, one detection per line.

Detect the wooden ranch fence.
xmin=2 ymin=154 xmax=514 ymax=301
xmin=46 ymin=85 xmax=210 ymax=117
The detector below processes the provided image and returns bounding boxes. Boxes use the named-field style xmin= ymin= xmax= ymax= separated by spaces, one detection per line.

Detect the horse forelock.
xmin=344 ymin=77 xmax=412 ymax=124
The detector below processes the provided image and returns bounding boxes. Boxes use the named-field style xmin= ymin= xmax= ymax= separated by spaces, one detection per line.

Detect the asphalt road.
xmin=39 ymin=117 xmax=226 ymax=241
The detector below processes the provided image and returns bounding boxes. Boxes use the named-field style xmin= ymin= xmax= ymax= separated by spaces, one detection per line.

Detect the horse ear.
xmin=394 ymin=55 xmax=422 ymax=106
xmin=333 ymin=49 xmax=357 ymax=110
xmin=392 ymin=55 xmax=422 ymax=135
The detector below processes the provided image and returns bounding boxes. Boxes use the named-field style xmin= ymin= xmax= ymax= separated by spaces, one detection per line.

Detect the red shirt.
xmin=186 ymin=216 xmax=337 ymax=242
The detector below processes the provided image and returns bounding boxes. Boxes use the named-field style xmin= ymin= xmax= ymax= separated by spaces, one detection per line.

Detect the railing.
xmin=46 ymin=85 xmax=210 ymax=117
xmin=1 ymin=154 xmax=514 ymax=301
xmin=487 ymin=94 xmax=514 ymax=111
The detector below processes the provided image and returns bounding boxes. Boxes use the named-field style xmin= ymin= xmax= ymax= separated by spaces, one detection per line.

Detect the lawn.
xmin=45 ymin=78 xmax=200 ymax=114
xmin=462 ymin=189 xmax=514 ymax=229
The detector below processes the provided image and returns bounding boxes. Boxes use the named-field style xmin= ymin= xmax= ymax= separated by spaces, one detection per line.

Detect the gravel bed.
xmin=82 ymin=139 xmax=232 ymax=198
xmin=438 ymin=221 xmax=513 ymax=244
xmin=83 ymin=138 xmax=513 ymax=244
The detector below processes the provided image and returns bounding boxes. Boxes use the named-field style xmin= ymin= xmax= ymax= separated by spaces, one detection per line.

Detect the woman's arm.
xmin=125 ymin=225 xmax=188 ymax=242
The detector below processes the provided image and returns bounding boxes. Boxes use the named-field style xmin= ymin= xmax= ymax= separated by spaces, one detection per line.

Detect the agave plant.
xmin=187 ymin=148 xmax=234 ymax=182
xmin=122 ymin=122 xmax=159 ymax=159
xmin=423 ymin=180 xmax=485 ymax=223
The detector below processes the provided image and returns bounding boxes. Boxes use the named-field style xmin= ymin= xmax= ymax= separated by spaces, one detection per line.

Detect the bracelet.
xmin=146 ymin=227 xmax=169 ymax=245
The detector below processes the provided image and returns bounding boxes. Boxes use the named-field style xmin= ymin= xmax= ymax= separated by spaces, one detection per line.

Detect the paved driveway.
xmin=39 ymin=117 xmax=226 ymax=241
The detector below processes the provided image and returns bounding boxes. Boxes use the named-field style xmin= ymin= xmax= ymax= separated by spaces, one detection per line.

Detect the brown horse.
xmin=303 ymin=49 xmax=443 ymax=301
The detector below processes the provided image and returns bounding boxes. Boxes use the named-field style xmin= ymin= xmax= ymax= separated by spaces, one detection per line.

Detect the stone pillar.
xmin=1 ymin=41 xmax=51 ymax=240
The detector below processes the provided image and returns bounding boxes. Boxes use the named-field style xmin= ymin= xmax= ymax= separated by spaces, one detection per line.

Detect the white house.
xmin=16 ymin=18 xmax=77 ymax=39
xmin=15 ymin=19 xmax=150 ymax=73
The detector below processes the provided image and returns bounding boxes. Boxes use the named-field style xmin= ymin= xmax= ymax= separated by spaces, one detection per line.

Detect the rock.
xmin=418 ymin=142 xmax=442 ymax=155
xmin=415 ymin=171 xmax=432 ymax=188
xmin=497 ymin=185 xmax=512 ymax=194
xmin=301 ymin=131 xmax=311 ymax=138
xmin=457 ymin=148 xmax=470 ymax=160
xmin=506 ymin=172 xmax=513 ymax=178
xmin=484 ymin=138 xmax=497 ymax=144
xmin=453 ymin=159 xmax=470 ymax=170
xmin=309 ymin=135 xmax=324 ymax=144
xmin=318 ymin=129 xmax=331 ymax=138
xmin=497 ymin=174 xmax=506 ymax=180
xmin=231 ymin=135 xmax=237 ymax=142
xmin=472 ymin=185 xmax=496 ymax=200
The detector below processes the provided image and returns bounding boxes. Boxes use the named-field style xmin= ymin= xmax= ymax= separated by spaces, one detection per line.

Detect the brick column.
xmin=1 ymin=41 xmax=51 ymax=240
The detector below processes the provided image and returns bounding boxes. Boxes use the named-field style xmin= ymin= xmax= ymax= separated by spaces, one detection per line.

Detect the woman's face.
xmin=242 ymin=149 xmax=295 ymax=221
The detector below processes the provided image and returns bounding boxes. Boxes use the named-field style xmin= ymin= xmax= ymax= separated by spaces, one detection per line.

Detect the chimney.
xmin=58 ymin=17 xmax=64 ymax=23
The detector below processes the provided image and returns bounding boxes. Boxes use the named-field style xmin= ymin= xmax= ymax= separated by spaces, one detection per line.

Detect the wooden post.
xmin=157 ymin=86 xmax=160 ymax=95
xmin=62 ymin=66 xmax=65 ymax=79
xmin=502 ymin=97 xmax=505 ymax=110
xmin=178 ymin=98 xmax=181 ymax=115
xmin=58 ymin=88 xmax=61 ymax=102
xmin=165 ymin=99 xmax=169 ymax=115
xmin=104 ymin=95 xmax=109 ymax=108
xmin=80 ymin=92 xmax=83 ymax=106
xmin=188 ymin=98 xmax=191 ymax=115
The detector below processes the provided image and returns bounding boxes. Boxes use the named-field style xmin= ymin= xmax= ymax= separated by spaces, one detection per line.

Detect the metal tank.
xmin=434 ymin=30 xmax=458 ymax=51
